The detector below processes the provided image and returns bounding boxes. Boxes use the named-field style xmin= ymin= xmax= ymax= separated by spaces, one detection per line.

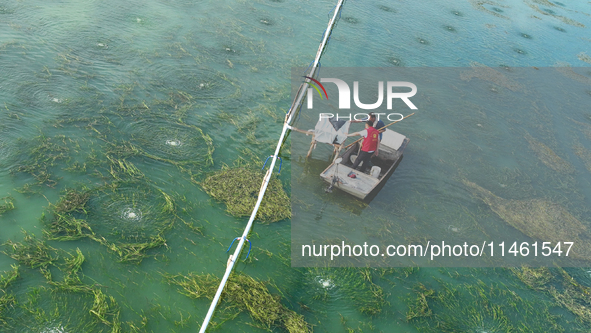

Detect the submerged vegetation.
xmin=513 ymin=266 xmax=591 ymax=325
xmin=305 ymin=267 xmax=386 ymax=315
xmin=3 ymin=232 xmax=57 ymax=269
xmin=0 ymin=285 xmax=120 ymax=333
xmin=462 ymin=180 xmax=591 ymax=260
xmin=10 ymin=134 xmax=75 ymax=189
xmin=406 ymin=279 xmax=564 ymax=332
xmin=0 ymin=196 xmax=15 ymax=216
xmin=201 ymin=161 xmax=290 ymax=223
xmin=524 ymin=133 xmax=574 ymax=173
xmin=168 ymin=272 xmax=310 ymax=332
xmin=2 ymin=1 xmax=591 ymax=332
xmin=0 ymin=265 xmax=19 ymax=323
xmin=43 ymin=183 xmax=176 ymax=263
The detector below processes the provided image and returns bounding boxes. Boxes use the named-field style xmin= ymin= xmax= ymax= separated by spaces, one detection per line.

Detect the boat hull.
xmin=320 ymin=133 xmax=408 ymax=201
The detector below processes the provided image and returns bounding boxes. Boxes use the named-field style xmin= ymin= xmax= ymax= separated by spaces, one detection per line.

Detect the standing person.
xmin=351 ymin=112 xmax=386 ymax=140
xmin=347 ymin=120 xmax=380 ymax=173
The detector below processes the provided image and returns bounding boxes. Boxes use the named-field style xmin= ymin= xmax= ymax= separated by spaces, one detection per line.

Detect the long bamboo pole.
xmin=344 ymin=112 xmax=415 ymax=149
xmin=197 ymin=1 xmax=346 ymax=332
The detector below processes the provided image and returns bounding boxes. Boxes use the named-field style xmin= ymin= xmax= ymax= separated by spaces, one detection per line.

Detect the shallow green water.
xmin=1 ymin=0 xmax=591 ymax=332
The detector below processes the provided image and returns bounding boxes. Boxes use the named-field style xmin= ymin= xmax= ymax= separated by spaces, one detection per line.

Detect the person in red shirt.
xmin=347 ymin=120 xmax=380 ymax=173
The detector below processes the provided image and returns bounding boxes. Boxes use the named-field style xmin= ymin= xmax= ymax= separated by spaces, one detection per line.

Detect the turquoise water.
xmin=1 ymin=0 xmax=591 ymax=332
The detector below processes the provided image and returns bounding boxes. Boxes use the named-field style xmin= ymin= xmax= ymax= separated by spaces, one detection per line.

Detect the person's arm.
xmin=349 ymin=129 xmax=368 ymax=137
xmin=352 ymin=116 xmax=370 ymax=124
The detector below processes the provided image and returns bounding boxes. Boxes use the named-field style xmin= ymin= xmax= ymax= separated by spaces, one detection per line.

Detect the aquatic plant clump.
xmin=0 ymin=286 xmax=119 ymax=333
xmin=3 ymin=232 xmax=57 ymax=269
xmin=406 ymin=281 xmax=563 ymax=332
xmin=0 ymin=196 xmax=15 ymax=216
xmin=201 ymin=166 xmax=290 ymax=222
xmin=168 ymin=273 xmax=310 ymax=333
xmin=44 ymin=183 xmax=175 ymax=263
xmin=513 ymin=267 xmax=591 ymax=325
xmin=10 ymin=134 xmax=74 ymax=188
xmin=468 ymin=0 xmax=510 ymax=19
xmin=462 ymin=180 xmax=591 ymax=260
xmin=460 ymin=63 xmax=523 ymax=91
xmin=44 ymin=189 xmax=94 ymax=241
xmin=304 ymin=267 xmax=386 ymax=315
xmin=0 ymin=265 xmax=19 ymax=323
xmin=573 ymin=142 xmax=591 ymax=173
xmin=524 ymin=133 xmax=574 ymax=173
xmin=101 ymin=234 xmax=166 ymax=263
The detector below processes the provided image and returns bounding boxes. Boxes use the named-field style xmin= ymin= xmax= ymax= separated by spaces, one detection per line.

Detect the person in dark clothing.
xmin=347 ymin=120 xmax=380 ymax=173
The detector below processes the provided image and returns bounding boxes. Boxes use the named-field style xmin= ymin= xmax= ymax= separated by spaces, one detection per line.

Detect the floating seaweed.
xmin=511 ymin=266 xmax=553 ymax=290
xmin=201 ymin=163 xmax=290 ymax=223
xmin=100 ymin=234 xmax=167 ymax=263
xmin=0 ymin=286 xmax=120 ymax=333
xmin=3 ymin=231 xmax=57 ymax=269
xmin=578 ymin=52 xmax=591 ymax=65
xmin=304 ymin=267 xmax=386 ymax=315
xmin=0 ymin=265 xmax=19 ymax=289
xmin=462 ymin=180 xmax=591 ymax=260
xmin=513 ymin=266 xmax=591 ymax=325
xmin=524 ymin=133 xmax=575 ymax=173
xmin=0 ymin=265 xmax=18 ymax=324
xmin=573 ymin=142 xmax=591 ymax=173
xmin=168 ymin=272 xmax=310 ymax=332
xmin=0 ymin=195 xmax=15 ymax=216
xmin=406 ymin=280 xmax=563 ymax=332
xmin=460 ymin=63 xmax=524 ymax=91
xmin=524 ymin=0 xmax=585 ymax=27
xmin=406 ymin=283 xmax=434 ymax=321
xmin=42 ymin=248 xmax=89 ymax=292
xmin=44 ymin=182 xmax=176 ymax=263
xmin=43 ymin=188 xmax=93 ymax=241
xmin=467 ymin=0 xmax=510 ymax=19
xmin=554 ymin=64 xmax=591 ymax=86
xmin=10 ymin=134 xmax=75 ymax=188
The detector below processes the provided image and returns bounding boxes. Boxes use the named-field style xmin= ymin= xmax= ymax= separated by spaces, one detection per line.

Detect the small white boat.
xmin=320 ymin=128 xmax=409 ymax=200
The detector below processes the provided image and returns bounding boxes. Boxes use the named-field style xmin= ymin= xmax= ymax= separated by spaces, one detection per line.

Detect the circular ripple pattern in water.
xmin=86 ymin=181 xmax=174 ymax=242
xmin=130 ymin=119 xmax=212 ymax=164
xmin=145 ymin=66 xmax=238 ymax=100
xmin=0 ymin=287 xmax=110 ymax=333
